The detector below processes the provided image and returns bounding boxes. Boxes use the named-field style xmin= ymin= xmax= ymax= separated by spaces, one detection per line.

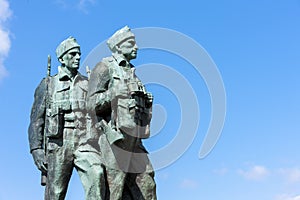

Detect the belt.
xmin=64 ymin=121 xmax=75 ymax=128
xmin=64 ymin=120 xmax=85 ymax=129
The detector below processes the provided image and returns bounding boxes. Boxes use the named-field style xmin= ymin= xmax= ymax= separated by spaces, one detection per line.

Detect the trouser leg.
xmin=133 ymin=171 xmax=157 ymax=200
xmin=125 ymin=149 xmax=157 ymax=199
xmin=105 ymin=168 xmax=126 ymax=200
xmin=105 ymin=170 xmax=156 ymax=200
xmin=74 ymin=150 xmax=106 ymax=200
xmin=45 ymin=136 xmax=74 ymax=200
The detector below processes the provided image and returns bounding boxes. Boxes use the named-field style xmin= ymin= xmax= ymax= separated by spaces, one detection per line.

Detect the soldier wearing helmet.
xmin=28 ymin=37 xmax=105 ymax=200
xmin=87 ymin=26 xmax=157 ymax=200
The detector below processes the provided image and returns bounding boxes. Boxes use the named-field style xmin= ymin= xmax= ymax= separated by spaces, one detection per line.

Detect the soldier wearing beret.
xmin=87 ymin=26 xmax=157 ymax=200
xmin=28 ymin=37 xmax=105 ymax=200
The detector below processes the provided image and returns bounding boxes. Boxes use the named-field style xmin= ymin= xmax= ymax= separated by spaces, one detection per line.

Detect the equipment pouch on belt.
xmin=116 ymin=98 xmax=136 ymax=133
xmin=45 ymin=108 xmax=64 ymax=138
xmin=115 ymin=97 xmax=152 ymax=139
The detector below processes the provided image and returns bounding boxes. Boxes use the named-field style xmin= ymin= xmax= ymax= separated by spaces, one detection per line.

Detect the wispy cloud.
xmin=0 ymin=0 xmax=12 ymax=81
xmin=278 ymin=168 xmax=300 ymax=184
xmin=275 ymin=194 xmax=300 ymax=200
xmin=180 ymin=179 xmax=199 ymax=189
xmin=238 ymin=165 xmax=270 ymax=181
xmin=77 ymin=0 xmax=96 ymax=13
xmin=55 ymin=0 xmax=96 ymax=13
xmin=213 ymin=167 xmax=228 ymax=176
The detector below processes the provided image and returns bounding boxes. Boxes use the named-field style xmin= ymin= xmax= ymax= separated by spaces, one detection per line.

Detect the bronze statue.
xmin=87 ymin=26 xmax=157 ymax=200
xmin=28 ymin=37 xmax=106 ymax=200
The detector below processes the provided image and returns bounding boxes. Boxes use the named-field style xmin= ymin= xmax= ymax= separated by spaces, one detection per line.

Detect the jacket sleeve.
xmin=87 ymin=62 xmax=112 ymax=117
xmin=28 ymin=78 xmax=47 ymax=153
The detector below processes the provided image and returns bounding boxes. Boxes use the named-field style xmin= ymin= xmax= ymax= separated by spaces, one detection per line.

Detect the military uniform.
xmin=87 ymin=54 xmax=157 ymax=200
xmin=28 ymin=37 xmax=105 ymax=200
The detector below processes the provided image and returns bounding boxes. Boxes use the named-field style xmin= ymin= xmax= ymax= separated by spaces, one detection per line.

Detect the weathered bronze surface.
xmin=87 ymin=26 xmax=157 ymax=200
xmin=28 ymin=37 xmax=105 ymax=200
xmin=29 ymin=28 xmax=157 ymax=200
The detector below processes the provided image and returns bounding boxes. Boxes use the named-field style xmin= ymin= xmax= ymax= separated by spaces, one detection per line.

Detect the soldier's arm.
xmin=28 ymin=78 xmax=47 ymax=153
xmin=87 ymin=62 xmax=112 ymax=116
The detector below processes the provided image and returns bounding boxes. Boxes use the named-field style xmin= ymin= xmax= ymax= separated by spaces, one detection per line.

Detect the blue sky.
xmin=0 ymin=0 xmax=300 ymax=199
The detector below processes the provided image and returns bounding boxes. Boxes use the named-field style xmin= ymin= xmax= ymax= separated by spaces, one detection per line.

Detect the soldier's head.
xmin=107 ymin=26 xmax=138 ymax=61
xmin=56 ymin=36 xmax=81 ymax=71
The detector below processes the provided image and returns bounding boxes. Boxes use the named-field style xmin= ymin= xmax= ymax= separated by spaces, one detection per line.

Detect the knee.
xmin=137 ymin=173 xmax=156 ymax=190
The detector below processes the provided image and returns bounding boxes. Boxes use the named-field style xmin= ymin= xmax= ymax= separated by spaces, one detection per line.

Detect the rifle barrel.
xmin=47 ymin=55 xmax=51 ymax=77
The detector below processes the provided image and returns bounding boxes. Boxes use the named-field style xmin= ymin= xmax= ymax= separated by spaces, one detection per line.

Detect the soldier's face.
xmin=119 ymin=38 xmax=138 ymax=60
xmin=61 ymin=47 xmax=81 ymax=70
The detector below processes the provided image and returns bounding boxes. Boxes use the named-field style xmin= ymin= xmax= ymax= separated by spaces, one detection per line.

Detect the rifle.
xmin=41 ymin=55 xmax=51 ymax=186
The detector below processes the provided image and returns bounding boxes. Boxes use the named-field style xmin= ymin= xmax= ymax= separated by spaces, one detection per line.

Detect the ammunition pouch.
xmin=115 ymin=97 xmax=152 ymax=139
xmin=45 ymin=108 xmax=64 ymax=138
xmin=116 ymin=98 xmax=137 ymax=133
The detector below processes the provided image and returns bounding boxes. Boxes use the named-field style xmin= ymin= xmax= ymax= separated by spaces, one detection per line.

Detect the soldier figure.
xmin=28 ymin=37 xmax=105 ymax=200
xmin=87 ymin=26 xmax=157 ymax=200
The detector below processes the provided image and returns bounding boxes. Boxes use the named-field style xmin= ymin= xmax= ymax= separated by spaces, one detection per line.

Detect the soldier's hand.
xmin=32 ymin=149 xmax=47 ymax=173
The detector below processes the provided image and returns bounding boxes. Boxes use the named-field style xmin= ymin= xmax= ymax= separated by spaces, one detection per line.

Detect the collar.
xmin=112 ymin=53 xmax=130 ymax=67
xmin=58 ymin=66 xmax=78 ymax=80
